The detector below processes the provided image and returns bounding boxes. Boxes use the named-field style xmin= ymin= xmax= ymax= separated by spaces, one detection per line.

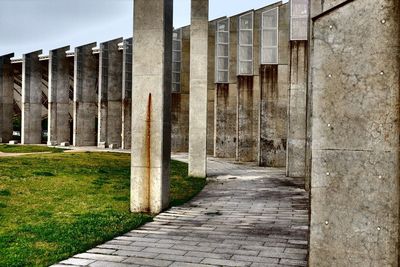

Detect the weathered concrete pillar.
xmin=0 ymin=54 xmax=14 ymax=143
xmin=131 ymin=0 xmax=172 ymax=213
xmin=287 ymin=0 xmax=309 ymax=179
xmin=21 ymin=50 xmax=43 ymax=144
xmin=73 ymin=43 xmax=98 ymax=147
xmin=188 ymin=0 xmax=208 ymax=177
xmin=259 ymin=4 xmax=289 ymax=167
xmin=286 ymin=41 xmax=308 ymax=177
xmin=121 ymin=38 xmax=133 ymax=150
xmin=309 ymin=0 xmax=399 ymax=265
xmin=48 ymin=46 xmax=71 ymax=146
xmin=98 ymin=38 xmax=123 ymax=148
xmin=171 ymin=27 xmax=190 ymax=153
xmin=214 ymin=16 xmax=237 ymax=159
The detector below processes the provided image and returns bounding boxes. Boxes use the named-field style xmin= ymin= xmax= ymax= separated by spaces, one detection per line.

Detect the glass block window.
xmin=290 ymin=0 xmax=309 ymax=40
xmin=172 ymin=29 xmax=182 ymax=93
xmin=261 ymin=8 xmax=279 ymax=64
xmin=238 ymin=12 xmax=253 ymax=75
xmin=215 ymin=18 xmax=229 ymax=83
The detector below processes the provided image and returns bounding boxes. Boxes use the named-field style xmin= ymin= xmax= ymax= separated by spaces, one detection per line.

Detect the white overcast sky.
xmin=0 ymin=0 xmax=287 ymax=57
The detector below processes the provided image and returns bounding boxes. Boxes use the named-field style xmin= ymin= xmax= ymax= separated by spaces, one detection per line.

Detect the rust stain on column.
xmin=146 ymin=93 xmax=152 ymax=210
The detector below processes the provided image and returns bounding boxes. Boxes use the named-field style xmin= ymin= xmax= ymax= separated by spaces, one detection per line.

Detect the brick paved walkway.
xmin=53 ymin=155 xmax=309 ymax=267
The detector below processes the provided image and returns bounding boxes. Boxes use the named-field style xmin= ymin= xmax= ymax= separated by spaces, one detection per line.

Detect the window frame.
xmin=261 ymin=7 xmax=279 ymax=65
xmin=215 ymin=17 xmax=230 ymax=83
xmin=290 ymin=0 xmax=309 ymax=41
xmin=172 ymin=28 xmax=182 ymax=93
xmin=237 ymin=11 xmax=254 ymax=76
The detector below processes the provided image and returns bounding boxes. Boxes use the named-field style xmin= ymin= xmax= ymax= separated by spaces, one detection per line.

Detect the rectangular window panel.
xmin=261 ymin=8 xmax=279 ymax=64
xmin=215 ymin=18 xmax=230 ymax=83
xmin=290 ymin=0 xmax=309 ymax=40
xmin=172 ymin=29 xmax=182 ymax=93
xmin=238 ymin=12 xmax=254 ymax=75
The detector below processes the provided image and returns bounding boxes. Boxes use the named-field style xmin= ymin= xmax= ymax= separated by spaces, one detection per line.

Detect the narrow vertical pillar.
xmin=21 ymin=50 xmax=43 ymax=144
xmin=98 ymin=38 xmax=123 ymax=148
xmin=214 ymin=16 xmax=237 ymax=159
xmin=0 ymin=54 xmax=14 ymax=143
xmin=188 ymin=0 xmax=208 ymax=177
xmin=73 ymin=43 xmax=98 ymax=147
xmin=48 ymin=46 xmax=71 ymax=146
xmin=259 ymin=4 xmax=289 ymax=167
xmin=286 ymin=42 xmax=308 ymax=177
xmin=309 ymin=0 xmax=399 ymax=265
xmin=171 ymin=27 xmax=190 ymax=153
xmin=131 ymin=0 xmax=172 ymax=213
xmin=122 ymin=38 xmax=133 ymax=150
xmin=286 ymin=0 xmax=309 ymax=179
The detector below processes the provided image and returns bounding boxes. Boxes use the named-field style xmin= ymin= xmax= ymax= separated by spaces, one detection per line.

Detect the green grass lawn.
xmin=0 ymin=152 xmax=205 ymax=267
xmin=0 ymin=144 xmax=64 ymax=153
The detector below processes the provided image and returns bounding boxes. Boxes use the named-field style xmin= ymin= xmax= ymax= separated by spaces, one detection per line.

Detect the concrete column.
xmin=0 ymin=54 xmax=14 ymax=143
xmin=286 ymin=41 xmax=307 ymax=177
xmin=259 ymin=4 xmax=289 ymax=167
xmin=122 ymin=38 xmax=133 ymax=150
xmin=48 ymin=46 xmax=71 ymax=146
xmin=131 ymin=0 xmax=172 ymax=213
xmin=98 ymin=38 xmax=123 ymax=148
xmin=21 ymin=50 xmax=43 ymax=144
xmin=188 ymin=0 xmax=208 ymax=177
xmin=171 ymin=27 xmax=190 ymax=153
xmin=206 ymin=21 xmax=216 ymax=155
xmin=73 ymin=43 xmax=98 ymax=147
xmin=214 ymin=16 xmax=238 ymax=159
xmin=214 ymin=84 xmax=237 ymax=158
xmin=309 ymin=0 xmax=399 ymax=265
xmin=237 ymin=76 xmax=258 ymax=162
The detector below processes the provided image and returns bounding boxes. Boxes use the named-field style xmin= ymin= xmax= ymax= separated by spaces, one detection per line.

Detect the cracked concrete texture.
xmin=309 ymin=0 xmax=400 ymax=266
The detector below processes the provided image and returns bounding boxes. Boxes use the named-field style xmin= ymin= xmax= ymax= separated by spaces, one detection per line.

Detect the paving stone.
xmin=89 ymin=261 xmax=137 ymax=267
xmin=123 ymin=257 xmax=172 ymax=266
xmin=60 ymin=258 xmax=95 ymax=265
xmin=156 ymin=253 xmax=204 ymax=263
xmin=74 ymin=253 xmax=126 ymax=262
xmin=201 ymin=258 xmax=251 ymax=267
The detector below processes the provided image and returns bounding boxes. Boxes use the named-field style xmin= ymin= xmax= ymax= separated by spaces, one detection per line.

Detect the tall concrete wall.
xmin=0 ymin=54 xmax=14 ymax=143
xmin=206 ymin=20 xmax=216 ymax=155
xmin=188 ymin=0 xmax=209 ymax=177
xmin=171 ymin=26 xmax=190 ymax=153
xmin=309 ymin=0 xmax=400 ymax=265
xmin=98 ymin=38 xmax=123 ymax=148
xmin=122 ymin=38 xmax=133 ymax=150
xmin=48 ymin=46 xmax=71 ymax=145
xmin=131 ymin=0 xmax=172 ymax=213
xmin=237 ymin=75 xmax=258 ymax=162
xmin=286 ymin=41 xmax=307 ymax=178
xmin=259 ymin=3 xmax=289 ymax=167
xmin=214 ymin=83 xmax=237 ymax=158
xmin=214 ymin=15 xmax=238 ymax=159
xmin=21 ymin=50 xmax=43 ymax=144
xmin=73 ymin=43 xmax=98 ymax=147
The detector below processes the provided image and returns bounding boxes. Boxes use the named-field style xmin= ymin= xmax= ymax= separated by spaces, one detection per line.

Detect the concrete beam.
xmin=121 ymin=38 xmax=133 ymax=150
xmin=48 ymin=46 xmax=71 ymax=146
xmin=0 ymin=53 xmax=14 ymax=143
xmin=97 ymin=38 xmax=123 ymax=148
xmin=131 ymin=0 xmax=172 ymax=213
xmin=309 ymin=0 xmax=399 ymax=265
xmin=188 ymin=0 xmax=209 ymax=177
xmin=21 ymin=50 xmax=43 ymax=144
xmin=72 ymin=43 xmax=98 ymax=147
